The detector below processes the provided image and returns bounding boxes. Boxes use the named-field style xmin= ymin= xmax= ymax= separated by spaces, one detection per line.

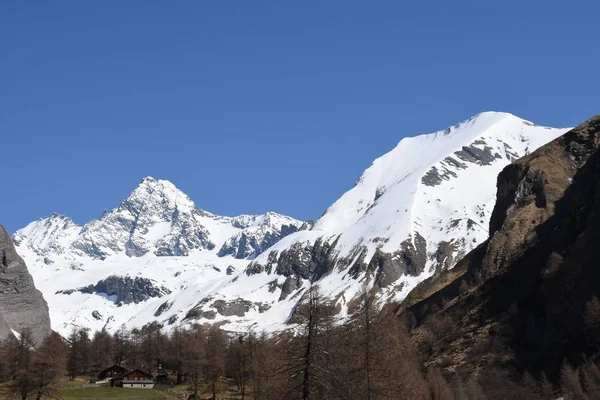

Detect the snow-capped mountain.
xmin=13 ymin=112 xmax=570 ymax=336
xmin=15 ymin=177 xmax=302 ymax=261
xmin=13 ymin=178 xmax=303 ymax=334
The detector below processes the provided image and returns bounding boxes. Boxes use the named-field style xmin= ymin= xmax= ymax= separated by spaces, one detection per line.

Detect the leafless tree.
xmin=202 ymin=324 xmax=226 ymax=400
xmin=30 ymin=332 xmax=67 ymax=400
xmin=8 ymin=328 xmax=36 ymax=400
xmin=227 ymin=334 xmax=250 ymax=399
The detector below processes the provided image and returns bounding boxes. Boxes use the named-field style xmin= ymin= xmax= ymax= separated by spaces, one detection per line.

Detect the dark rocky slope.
xmin=401 ymin=114 xmax=600 ymax=378
xmin=0 ymin=225 xmax=51 ymax=344
xmin=57 ymin=275 xmax=172 ymax=305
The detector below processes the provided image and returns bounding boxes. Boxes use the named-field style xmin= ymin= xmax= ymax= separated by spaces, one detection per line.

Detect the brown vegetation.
xmin=3 ymin=283 xmax=593 ymax=399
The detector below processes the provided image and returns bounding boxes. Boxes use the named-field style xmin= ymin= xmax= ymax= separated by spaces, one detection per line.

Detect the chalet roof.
xmin=99 ymin=364 xmax=127 ymax=373
xmin=97 ymin=364 xmax=128 ymax=379
xmin=123 ymin=369 xmax=154 ymax=379
xmin=123 ymin=380 xmax=154 ymax=384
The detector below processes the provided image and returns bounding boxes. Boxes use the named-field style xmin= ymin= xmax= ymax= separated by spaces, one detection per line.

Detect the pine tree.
xmin=521 ymin=370 xmax=542 ymax=399
xmin=539 ymin=371 xmax=555 ymax=399
xmin=561 ymin=360 xmax=588 ymax=400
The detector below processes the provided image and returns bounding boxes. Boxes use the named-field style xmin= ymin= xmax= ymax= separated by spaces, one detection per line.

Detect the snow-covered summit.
xmin=311 ymin=111 xmax=553 ymax=258
xmin=13 ymin=213 xmax=81 ymax=257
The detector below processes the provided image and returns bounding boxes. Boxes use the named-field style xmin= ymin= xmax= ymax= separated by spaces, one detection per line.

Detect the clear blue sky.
xmin=1 ymin=1 xmax=598 ymax=232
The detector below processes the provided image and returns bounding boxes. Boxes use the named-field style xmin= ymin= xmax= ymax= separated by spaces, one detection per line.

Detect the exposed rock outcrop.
xmin=57 ymin=275 xmax=171 ymax=305
xmin=0 ymin=225 xmax=51 ymax=344
xmin=218 ymin=222 xmax=300 ymax=259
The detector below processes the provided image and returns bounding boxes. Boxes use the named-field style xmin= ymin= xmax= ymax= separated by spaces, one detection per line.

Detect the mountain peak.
xmin=124 ymin=177 xmax=194 ymax=212
xmin=13 ymin=212 xmax=80 ymax=253
xmin=141 ymin=176 xmax=156 ymax=183
xmin=441 ymin=111 xmax=519 ymax=137
xmin=136 ymin=176 xmax=179 ymax=192
xmin=28 ymin=212 xmax=77 ymax=230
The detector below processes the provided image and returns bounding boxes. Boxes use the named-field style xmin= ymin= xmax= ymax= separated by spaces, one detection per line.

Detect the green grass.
xmin=59 ymin=386 xmax=171 ymax=399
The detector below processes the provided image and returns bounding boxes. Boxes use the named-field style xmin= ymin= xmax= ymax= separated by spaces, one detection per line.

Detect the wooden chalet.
xmin=97 ymin=364 xmax=128 ymax=381
xmin=121 ymin=369 xmax=154 ymax=389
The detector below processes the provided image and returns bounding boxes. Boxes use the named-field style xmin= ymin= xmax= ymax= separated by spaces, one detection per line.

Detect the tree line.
xmin=2 ymin=287 xmax=600 ymax=399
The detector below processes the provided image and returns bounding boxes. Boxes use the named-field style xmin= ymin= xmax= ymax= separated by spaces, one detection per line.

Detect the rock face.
xmin=404 ymin=114 xmax=600 ymax=378
xmin=0 ymin=225 xmax=51 ymax=344
xmin=218 ymin=213 xmax=301 ymax=259
xmin=57 ymin=275 xmax=171 ymax=305
xmin=72 ymin=178 xmax=216 ymax=258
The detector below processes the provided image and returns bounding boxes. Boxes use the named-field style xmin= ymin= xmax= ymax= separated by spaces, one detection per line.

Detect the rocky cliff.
xmin=0 ymin=225 xmax=51 ymax=344
xmin=403 ymin=113 xmax=600 ymax=378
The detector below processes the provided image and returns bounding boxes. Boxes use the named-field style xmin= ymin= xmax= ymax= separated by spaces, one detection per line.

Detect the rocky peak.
xmin=15 ymin=177 xmax=304 ymax=263
xmin=219 ymin=211 xmax=303 ymax=259
xmin=13 ymin=213 xmax=81 ymax=256
xmin=119 ymin=176 xmax=201 ymax=218
xmin=71 ymin=177 xmax=214 ymax=258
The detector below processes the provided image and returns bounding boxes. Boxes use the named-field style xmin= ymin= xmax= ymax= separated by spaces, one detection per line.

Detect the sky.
xmin=1 ymin=0 xmax=598 ymax=233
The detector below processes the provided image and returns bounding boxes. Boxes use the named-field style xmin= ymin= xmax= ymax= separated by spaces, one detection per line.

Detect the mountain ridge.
xmin=15 ymin=177 xmax=303 ymax=261
xmin=12 ymin=112 xmax=572 ymax=336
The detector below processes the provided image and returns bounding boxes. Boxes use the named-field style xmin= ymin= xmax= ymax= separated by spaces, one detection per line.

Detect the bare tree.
xmin=30 ymin=332 xmax=67 ymax=400
xmin=183 ymin=324 xmax=206 ymax=398
xmin=167 ymin=326 xmax=186 ymax=384
xmin=112 ymin=325 xmax=128 ymax=366
xmin=3 ymin=334 xmax=21 ymax=380
xmin=276 ymin=285 xmax=339 ymax=400
xmin=8 ymin=328 xmax=36 ymax=400
xmin=67 ymin=327 xmax=91 ymax=378
xmin=345 ymin=285 xmax=379 ymax=400
xmin=90 ymin=328 xmax=114 ymax=373
xmin=227 ymin=334 xmax=250 ymax=399
xmin=248 ymin=330 xmax=284 ymax=400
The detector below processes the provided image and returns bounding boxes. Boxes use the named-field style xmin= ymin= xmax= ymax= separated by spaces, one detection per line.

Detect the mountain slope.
xmin=226 ymin=113 xmax=569 ymax=316
xmin=403 ymin=113 xmax=600 ymax=378
xmin=0 ymin=225 xmax=51 ymax=344
xmin=14 ymin=112 xmax=570 ymax=336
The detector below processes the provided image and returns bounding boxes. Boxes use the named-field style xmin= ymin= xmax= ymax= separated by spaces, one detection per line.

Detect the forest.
xmin=1 ymin=286 xmax=600 ymax=400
